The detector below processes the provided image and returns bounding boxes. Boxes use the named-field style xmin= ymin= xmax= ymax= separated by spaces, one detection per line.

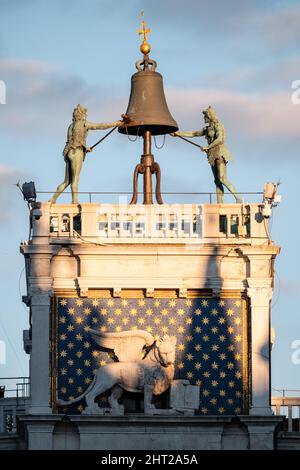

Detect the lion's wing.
xmin=88 ymin=328 xmax=154 ymax=362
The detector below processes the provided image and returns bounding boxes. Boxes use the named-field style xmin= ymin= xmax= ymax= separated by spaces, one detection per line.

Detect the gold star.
xmin=227 ymin=326 xmax=234 ymax=334
xmin=211 ymin=326 xmax=218 ymax=333
xmin=130 ymin=325 xmax=138 ymax=330
xmin=177 ymin=308 xmax=185 ymax=316
xmin=177 ymin=325 xmax=185 ymax=334
xmin=235 ymin=391 xmax=242 ymax=398
xmin=196 ymin=380 xmax=202 ymax=386
xmin=227 ymin=362 xmax=234 ymax=370
xmin=146 ymin=326 xmax=153 ymax=333
xmin=219 ymin=335 xmax=226 ymax=342
xmin=130 ymin=308 xmax=137 ymax=316
xmin=60 ymin=350 xmax=67 ymax=357
xmin=100 ymin=325 xmax=107 ymax=332
xmin=202 ymin=317 xmax=209 ymax=325
xmin=218 ymin=317 xmax=225 ymax=325
xmin=76 ymin=369 xmax=83 ymax=376
xmin=99 ymin=360 xmax=106 ymax=367
xmin=177 ymin=362 xmax=185 ymax=369
xmin=114 ymin=308 xmax=122 ymax=316
xmin=146 ymin=308 xmax=153 ymax=316
xmin=201 ymin=300 xmax=209 ymax=307
xmin=235 ymin=371 xmax=242 ymax=379
xmin=100 ymin=308 xmax=107 ymax=316
xmin=185 ymin=299 xmax=192 ymax=307
xmin=67 ymin=359 xmax=74 ymax=366
xmin=202 ymin=389 xmax=210 ymax=396
xmin=235 ymin=300 xmax=241 ymax=307
xmin=76 ymin=299 xmax=83 ymax=307
xmin=202 ymin=335 xmax=209 ymax=342
xmin=169 ymin=299 xmax=176 ymax=307
xmin=227 ymin=398 xmax=234 ymax=405
xmin=115 ymin=326 xmax=122 ymax=332
xmin=67 ymin=324 xmax=74 ymax=332
xmin=161 ymin=326 xmax=168 ymax=333
xmin=218 ymin=407 xmax=225 ymax=414
xmin=84 ymin=341 xmax=91 ymax=349
xmin=203 ymin=371 xmax=211 ymax=378
xmin=194 ymin=344 xmax=201 ymax=351
xmin=83 ymin=308 xmax=91 ymax=316
xmin=60 ymin=299 xmax=67 ymax=306
xmin=226 ymin=308 xmax=234 ymax=316
xmin=122 ymin=317 xmax=129 ymax=325
xmin=92 ymin=299 xmax=99 ymax=307
xmin=211 ymin=380 xmax=218 ymax=387
xmin=194 ymin=308 xmax=202 ymax=315
xmin=76 ymin=333 xmax=83 ymax=341
xmin=219 ymin=390 xmax=226 ymax=397
xmin=60 ymin=387 xmax=67 ymax=394
xmin=84 ymin=359 xmax=91 ymax=367
xmin=219 ymin=353 xmax=226 ymax=360
xmin=75 ymin=316 xmax=83 ymax=324
xmin=68 ymin=308 xmax=75 ymax=315
xmin=107 ymin=299 xmax=114 ymax=307
xmin=187 ymin=371 xmax=193 ymax=379
xmin=68 ymin=396 xmax=75 ymax=401
xmin=228 ymin=381 xmax=235 ymax=388
xmin=84 ymin=377 xmax=92 ymax=384
xmin=211 ymin=308 xmax=218 ymax=316
xmin=154 ymin=317 xmax=161 ymax=325
xmin=138 ymin=317 xmax=145 ymax=325
xmin=195 ymin=362 xmax=202 ymax=370
xmin=76 ymin=351 xmax=83 ymax=358
xmin=77 ymin=404 xmax=84 ymax=412
xmin=228 ymin=345 xmax=235 ymax=352
xmin=219 ymin=300 xmax=225 ymax=307
xmin=234 ymin=353 xmax=241 ymax=361
xmin=161 ymin=308 xmax=168 ymax=316
xmin=59 ymin=316 xmax=66 ymax=324
xmin=234 ymin=317 xmax=241 ymax=325
xmin=185 ymin=317 xmax=192 ymax=325
xmin=169 ymin=317 xmax=176 ymax=325
xmin=68 ymin=377 xmax=74 ymax=384
xmin=195 ymin=326 xmax=202 ymax=333
xmin=92 ymin=350 xmax=99 ymax=357
xmin=67 ymin=342 xmax=74 ymax=349
xmin=220 ymin=371 xmax=226 ymax=378
xmin=138 ymin=299 xmax=146 ymax=307
xmin=234 ymin=407 xmax=241 ymax=414
xmin=83 ymin=325 xmax=90 ymax=333
xmin=60 ymin=368 xmax=67 ymax=375
xmin=92 ymin=317 xmax=98 ymax=324
xmin=186 ymin=335 xmax=193 ymax=342
xmin=210 ymin=398 xmax=217 ymax=405
xmin=154 ymin=300 xmax=160 ymax=308
xmin=211 ymin=344 xmax=219 ymax=352
xmin=59 ymin=333 xmax=67 ymax=341
xmin=211 ymin=362 xmax=218 ymax=369
xmin=178 ymin=343 xmax=185 ymax=351
xmin=235 ymin=334 xmax=242 ymax=342
xmin=121 ymin=299 xmax=128 ymax=307
xmin=186 ymin=353 xmax=193 ymax=361
xmin=107 ymin=317 xmax=115 ymax=324
xmin=201 ymin=407 xmax=208 ymax=414
xmin=202 ymin=353 xmax=209 ymax=361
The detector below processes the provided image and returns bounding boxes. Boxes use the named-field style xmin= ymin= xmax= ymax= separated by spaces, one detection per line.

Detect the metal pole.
xmin=142 ymin=130 xmax=153 ymax=204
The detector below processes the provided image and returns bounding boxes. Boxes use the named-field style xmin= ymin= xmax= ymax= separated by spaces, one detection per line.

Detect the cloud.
xmin=167 ymin=86 xmax=299 ymax=139
xmin=0 ymin=165 xmax=25 ymax=224
xmin=0 ymin=58 xmax=127 ymax=137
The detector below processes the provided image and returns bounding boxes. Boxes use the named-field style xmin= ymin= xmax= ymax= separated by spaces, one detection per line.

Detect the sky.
xmin=0 ymin=0 xmax=299 ymax=394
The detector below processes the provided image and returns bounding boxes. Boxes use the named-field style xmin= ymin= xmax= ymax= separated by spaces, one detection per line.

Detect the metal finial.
xmin=137 ymin=11 xmax=151 ymax=56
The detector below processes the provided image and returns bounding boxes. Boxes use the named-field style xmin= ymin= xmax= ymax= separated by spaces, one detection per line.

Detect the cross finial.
xmin=137 ymin=10 xmax=151 ymax=56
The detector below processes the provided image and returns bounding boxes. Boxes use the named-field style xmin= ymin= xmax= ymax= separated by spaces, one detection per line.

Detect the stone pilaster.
xmin=247 ymin=284 xmax=273 ymax=416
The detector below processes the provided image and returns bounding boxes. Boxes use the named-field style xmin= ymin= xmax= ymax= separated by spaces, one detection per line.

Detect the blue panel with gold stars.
xmin=56 ymin=297 xmax=247 ymax=415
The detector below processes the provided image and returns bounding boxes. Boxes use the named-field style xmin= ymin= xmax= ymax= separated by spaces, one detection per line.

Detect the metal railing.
xmin=36 ymin=191 xmax=263 ymax=204
xmin=0 ymin=377 xmax=30 ymax=434
xmin=272 ymin=389 xmax=300 ymax=433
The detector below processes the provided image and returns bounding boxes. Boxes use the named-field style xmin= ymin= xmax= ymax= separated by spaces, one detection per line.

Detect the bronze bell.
xmin=118 ymin=58 xmax=178 ymax=136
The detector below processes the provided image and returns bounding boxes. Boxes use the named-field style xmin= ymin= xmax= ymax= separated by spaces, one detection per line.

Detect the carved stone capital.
xmin=113 ymin=288 xmax=122 ymax=298
xmin=146 ymin=288 xmax=155 ymax=298
xmin=178 ymin=288 xmax=187 ymax=298
xmin=247 ymin=287 xmax=273 ymax=307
